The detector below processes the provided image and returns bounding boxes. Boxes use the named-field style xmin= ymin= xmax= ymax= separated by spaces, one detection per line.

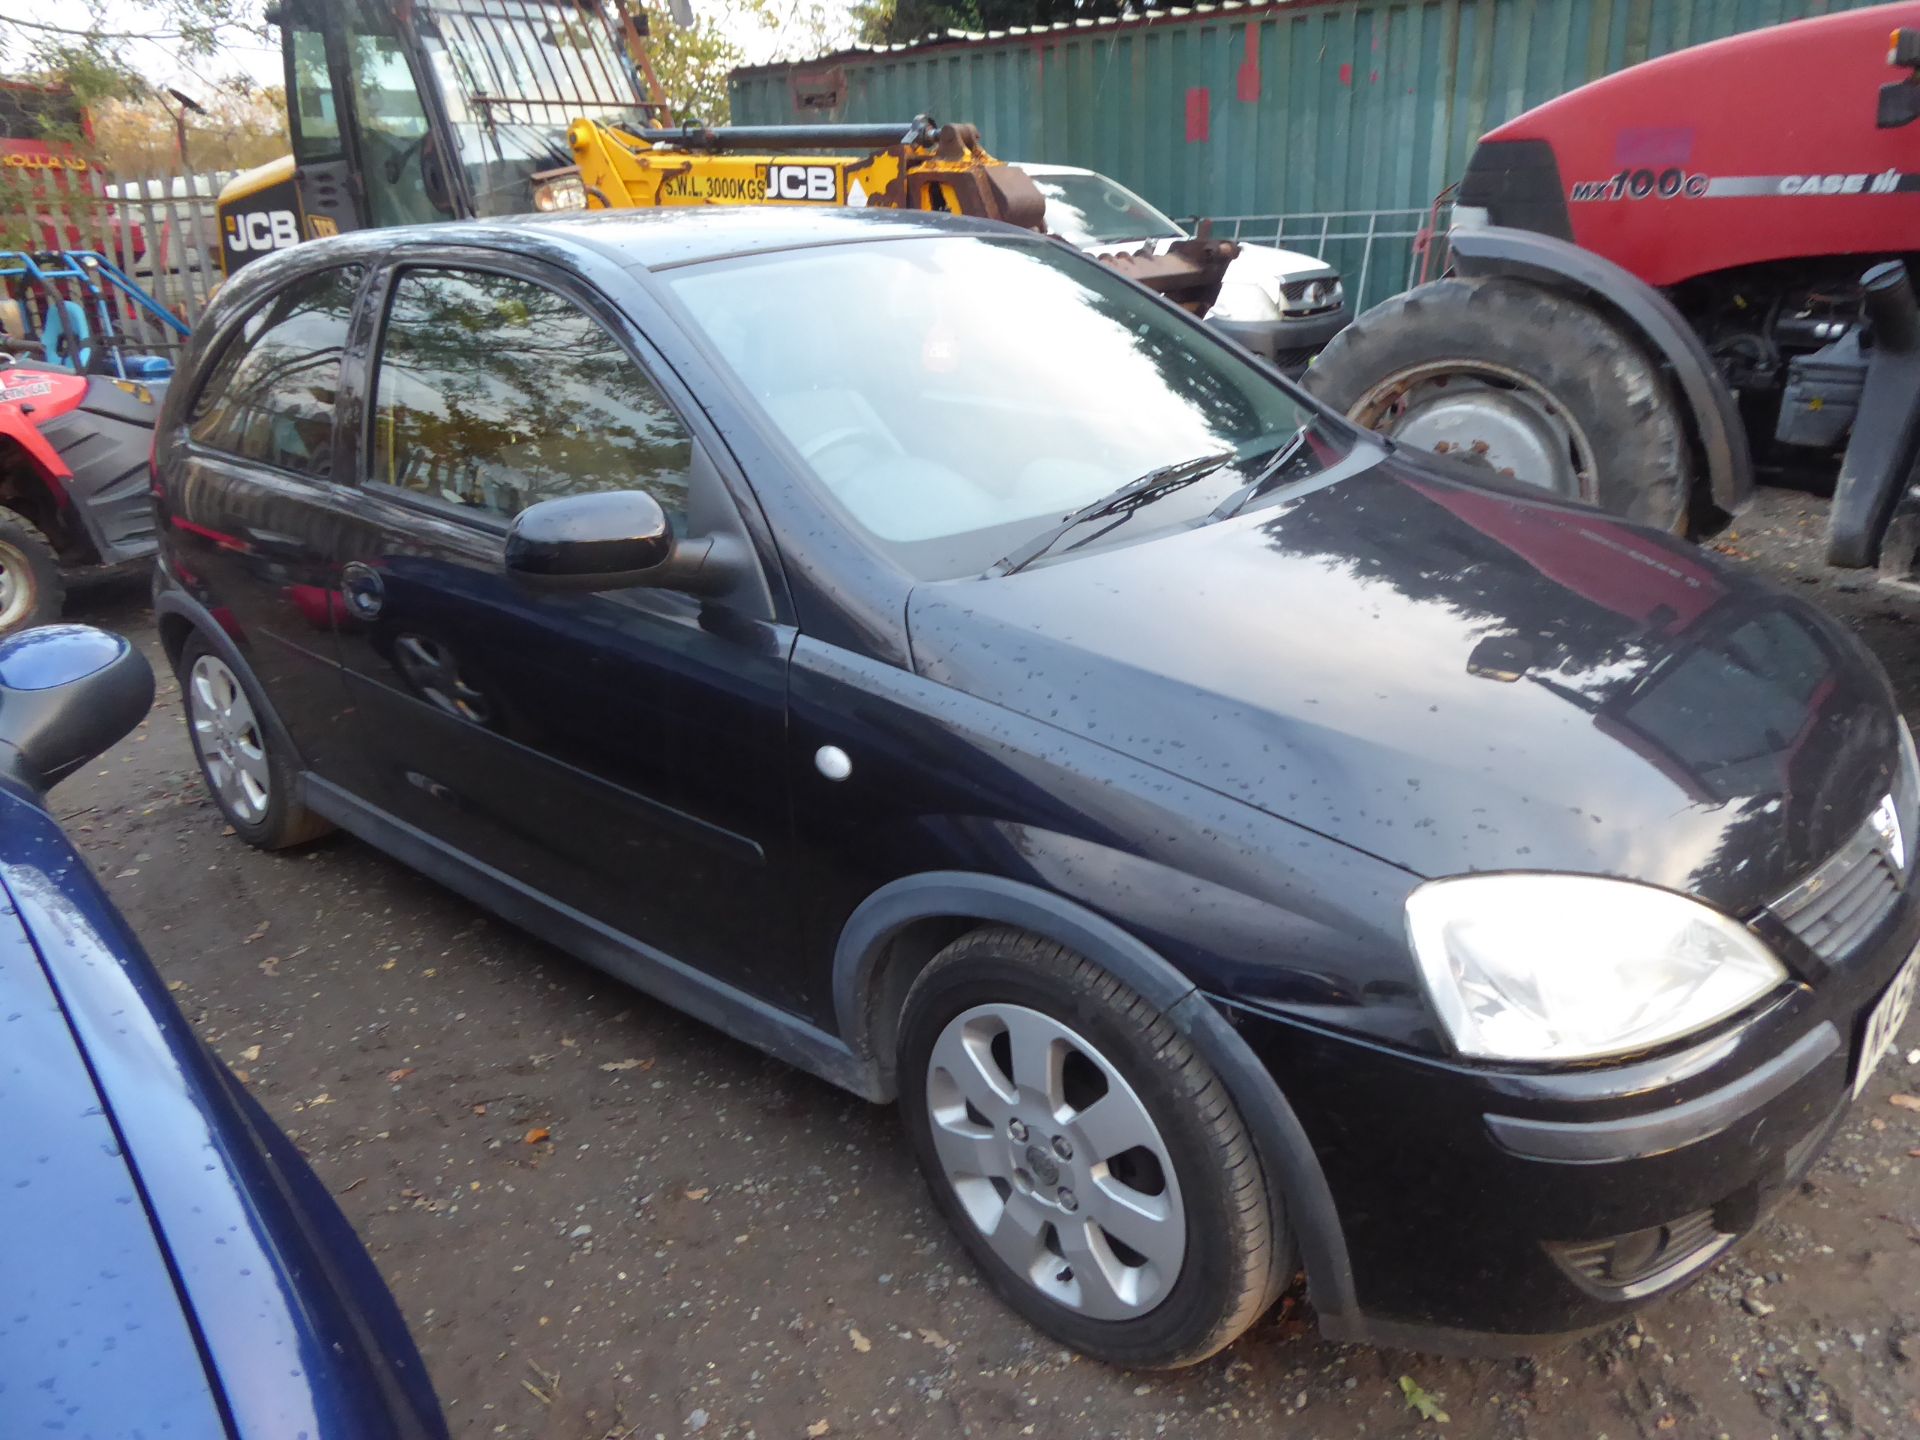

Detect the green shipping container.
xmin=730 ymin=0 xmax=1884 ymax=305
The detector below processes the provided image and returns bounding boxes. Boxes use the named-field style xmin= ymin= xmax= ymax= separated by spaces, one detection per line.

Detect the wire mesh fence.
xmin=1212 ymin=205 xmax=1453 ymax=317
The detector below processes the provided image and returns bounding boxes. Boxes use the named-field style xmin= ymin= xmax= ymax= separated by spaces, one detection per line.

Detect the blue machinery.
xmin=0 ymin=250 xmax=190 ymax=382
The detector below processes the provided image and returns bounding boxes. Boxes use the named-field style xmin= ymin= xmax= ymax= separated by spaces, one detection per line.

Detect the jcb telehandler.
xmin=219 ymin=0 xmax=1238 ymax=313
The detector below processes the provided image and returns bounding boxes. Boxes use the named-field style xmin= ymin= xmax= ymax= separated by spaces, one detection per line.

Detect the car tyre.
xmin=897 ymin=926 xmax=1285 ymax=1368
xmin=177 ymin=633 xmax=332 ymax=850
xmin=0 ymin=508 xmax=64 ymax=634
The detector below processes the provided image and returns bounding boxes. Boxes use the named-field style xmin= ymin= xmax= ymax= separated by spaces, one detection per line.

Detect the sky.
xmin=0 ymin=0 xmax=850 ymax=98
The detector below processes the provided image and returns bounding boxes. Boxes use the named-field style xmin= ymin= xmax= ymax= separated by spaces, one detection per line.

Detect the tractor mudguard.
xmin=1448 ymin=225 xmax=1755 ymax=516
xmin=32 ymin=377 xmax=162 ymax=567
xmin=1830 ymin=262 xmax=1920 ymax=571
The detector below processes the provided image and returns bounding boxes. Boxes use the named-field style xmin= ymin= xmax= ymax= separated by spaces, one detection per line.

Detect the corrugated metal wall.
xmin=731 ymin=0 xmax=1881 ymax=223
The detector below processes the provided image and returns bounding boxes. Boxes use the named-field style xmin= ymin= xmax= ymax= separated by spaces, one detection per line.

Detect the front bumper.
xmin=1223 ymin=883 xmax=1920 ymax=1349
xmin=1208 ymin=304 xmax=1352 ymax=376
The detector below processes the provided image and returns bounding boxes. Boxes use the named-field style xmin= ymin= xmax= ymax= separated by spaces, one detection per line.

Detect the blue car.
xmin=0 ymin=624 xmax=445 ymax=1438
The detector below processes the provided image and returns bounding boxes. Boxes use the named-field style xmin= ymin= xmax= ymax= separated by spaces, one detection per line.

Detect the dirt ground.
xmin=53 ymin=486 xmax=1920 ymax=1440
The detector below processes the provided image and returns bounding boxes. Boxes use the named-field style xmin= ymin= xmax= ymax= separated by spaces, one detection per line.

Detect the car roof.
xmin=1009 ymin=162 xmax=1093 ymax=178
xmin=283 ymin=206 xmax=1026 ymax=276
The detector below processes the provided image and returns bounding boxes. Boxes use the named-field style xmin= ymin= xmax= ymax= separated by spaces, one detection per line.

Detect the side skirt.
xmin=301 ymin=774 xmax=884 ymax=1101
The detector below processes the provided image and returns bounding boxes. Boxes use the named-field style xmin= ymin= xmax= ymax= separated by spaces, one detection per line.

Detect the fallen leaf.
xmin=380 ymin=958 xmax=397 ymax=971
xmin=239 ymin=1045 xmax=262 ymax=1062
xmin=220 ymin=824 xmax=236 ymax=836
xmin=849 ymin=1327 xmax=871 ymax=1353
xmin=918 ymin=1328 xmax=949 ymax=1349
xmin=472 ymin=1104 xmax=488 ymax=1116
xmin=805 ymin=1423 xmax=830 ymax=1438
xmin=1399 ymin=1375 xmax=1450 ymax=1425
xmin=258 ymin=955 xmax=281 ymax=976
xmin=387 ymin=1067 xmax=416 ymax=1083
xmin=684 ymin=1187 xmax=709 ymax=1201
xmin=167 ymin=980 xmax=185 ymax=992
xmin=243 ymin=920 xmax=270 ymax=944
xmin=598 ymin=1058 xmax=651 ymax=1072
xmin=1657 ymin=1417 xmax=1677 ymax=1432
xmin=1908 ymin=1148 xmax=1920 ymax=1158
xmin=1890 ymin=1093 xmax=1920 ymax=1112
xmin=524 ymin=1126 xmax=551 ymax=1144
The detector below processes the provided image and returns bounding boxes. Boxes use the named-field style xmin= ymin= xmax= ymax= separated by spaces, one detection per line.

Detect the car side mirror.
xmin=0 ymin=625 xmax=154 ymax=790
xmin=505 ymin=491 xmax=736 ymax=595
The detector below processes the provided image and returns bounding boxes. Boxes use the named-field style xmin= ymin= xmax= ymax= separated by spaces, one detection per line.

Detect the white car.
xmin=1019 ymin=162 xmax=1349 ymax=374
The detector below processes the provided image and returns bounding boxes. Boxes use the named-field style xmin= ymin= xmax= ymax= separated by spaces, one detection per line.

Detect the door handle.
xmin=341 ymin=562 xmax=385 ymax=620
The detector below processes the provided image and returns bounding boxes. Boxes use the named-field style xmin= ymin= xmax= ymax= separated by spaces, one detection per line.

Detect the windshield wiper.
xmin=1206 ymin=431 xmax=1314 ymax=521
xmin=989 ymin=450 xmax=1235 ymax=576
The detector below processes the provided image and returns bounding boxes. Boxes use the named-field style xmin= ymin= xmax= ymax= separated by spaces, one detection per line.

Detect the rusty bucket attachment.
xmin=1096 ymin=219 xmax=1240 ymax=316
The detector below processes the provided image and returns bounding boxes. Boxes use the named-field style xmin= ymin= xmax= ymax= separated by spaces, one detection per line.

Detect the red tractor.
xmin=1306 ymin=3 xmax=1920 ymax=570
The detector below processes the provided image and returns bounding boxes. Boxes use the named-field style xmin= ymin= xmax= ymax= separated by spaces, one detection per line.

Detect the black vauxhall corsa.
xmin=152 ymin=207 xmax=1919 ymax=1367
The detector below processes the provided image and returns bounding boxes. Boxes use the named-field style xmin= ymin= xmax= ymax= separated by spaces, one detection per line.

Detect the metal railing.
xmin=1212 ymin=205 xmax=1452 ymax=315
xmin=0 ymin=170 xmax=234 ymax=363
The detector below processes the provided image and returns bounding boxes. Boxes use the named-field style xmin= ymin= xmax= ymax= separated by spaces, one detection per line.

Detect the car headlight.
xmin=1208 ymin=280 xmax=1282 ymax=323
xmin=1404 ymin=874 xmax=1787 ymax=1062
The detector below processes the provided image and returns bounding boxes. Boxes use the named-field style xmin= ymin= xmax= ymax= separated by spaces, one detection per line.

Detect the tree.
xmin=0 ymin=3 xmax=268 ymax=116
xmin=853 ymin=0 xmax=1161 ymax=46
xmin=90 ymin=82 xmax=289 ymax=178
xmin=640 ymin=0 xmax=750 ymax=124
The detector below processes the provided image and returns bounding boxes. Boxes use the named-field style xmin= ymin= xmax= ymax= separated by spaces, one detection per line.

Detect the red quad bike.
xmin=1306 ymin=4 xmax=1920 ymax=571
xmin=0 ymin=253 xmax=183 ymax=633
xmin=0 ymin=365 xmax=164 ymax=633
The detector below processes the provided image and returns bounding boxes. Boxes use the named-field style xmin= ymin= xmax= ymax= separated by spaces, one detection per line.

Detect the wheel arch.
xmin=154 ymin=583 xmax=306 ymax=771
xmin=1447 ymin=224 xmax=1754 ymax=517
xmin=832 ymin=870 xmax=1361 ymax=1336
xmin=0 ymin=434 xmax=72 ymax=548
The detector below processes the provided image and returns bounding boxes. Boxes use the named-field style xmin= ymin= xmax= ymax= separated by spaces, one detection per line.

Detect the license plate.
xmin=1855 ymin=950 xmax=1920 ymax=1098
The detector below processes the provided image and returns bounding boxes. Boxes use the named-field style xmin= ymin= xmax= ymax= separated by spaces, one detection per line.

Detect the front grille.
xmin=1278 ymin=277 xmax=1341 ymax=314
xmin=1769 ymin=810 xmax=1904 ymax=962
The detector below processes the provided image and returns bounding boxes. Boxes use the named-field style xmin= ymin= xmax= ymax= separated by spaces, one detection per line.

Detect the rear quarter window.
xmin=189 ymin=265 xmax=362 ymax=478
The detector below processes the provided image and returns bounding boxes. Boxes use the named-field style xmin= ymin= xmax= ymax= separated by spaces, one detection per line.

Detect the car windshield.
xmin=667 ymin=235 xmax=1318 ymax=579
xmin=1031 ymin=172 xmax=1185 ymax=246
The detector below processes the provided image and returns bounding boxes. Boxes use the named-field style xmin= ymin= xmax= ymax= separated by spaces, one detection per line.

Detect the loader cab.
xmin=218 ymin=0 xmax=654 ymax=273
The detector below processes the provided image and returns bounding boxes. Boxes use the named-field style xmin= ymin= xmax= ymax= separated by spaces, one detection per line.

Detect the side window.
xmin=369 ymin=268 xmax=693 ymax=523
xmin=189 ymin=265 xmax=360 ymax=478
xmin=287 ymin=26 xmax=341 ymax=162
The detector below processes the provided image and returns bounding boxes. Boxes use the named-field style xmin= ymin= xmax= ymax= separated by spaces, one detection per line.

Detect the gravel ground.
xmin=53 ymin=486 xmax=1920 ymax=1440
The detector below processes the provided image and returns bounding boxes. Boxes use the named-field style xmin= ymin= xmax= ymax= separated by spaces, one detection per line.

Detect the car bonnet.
xmin=906 ymin=454 xmax=1900 ymax=917
xmin=0 ymin=854 xmax=226 ymax=1436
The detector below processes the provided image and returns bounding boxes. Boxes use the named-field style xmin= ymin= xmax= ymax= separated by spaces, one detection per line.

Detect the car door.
xmin=323 ymin=252 xmax=803 ymax=1009
xmin=159 ymin=262 xmax=371 ymax=777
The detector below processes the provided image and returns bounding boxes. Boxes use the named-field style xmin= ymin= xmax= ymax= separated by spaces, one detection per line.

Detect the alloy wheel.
xmin=923 ymin=1003 xmax=1186 ymax=1320
xmin=189 ymin=654 xmax=270 ymax=824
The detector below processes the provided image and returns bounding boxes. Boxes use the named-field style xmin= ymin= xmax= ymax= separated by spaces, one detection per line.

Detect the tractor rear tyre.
xmin=1303 ymin=276 xmax=1693 ymax=533
xmin=0 ymin=509 xmax=64 ymax=635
